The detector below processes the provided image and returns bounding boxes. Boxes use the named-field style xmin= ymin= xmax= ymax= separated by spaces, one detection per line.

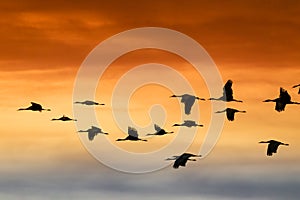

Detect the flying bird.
xmin=172 ymin=120 xmax=203 ymax=128
xmin=74 ymin=100 xmax=105 ymax=106
xmin=263 ymin=87 xmax=300 ymax=112
xmin=146 ymin=124 xmax=174 ymax=136
xmin=78 ymin=126 xmax=108 ymax=141
xmin=170 ymin=94 xmax=205 ymax=115
xmin=166 ymin=153 xmax=201 ymax=169
xmin=292 ymin=84 xmax=300 ymax=94
xmin=208 ymin=80 xmax=243 ymax=102
xmin=51 ymin=115 xmax=77 ymax=121
xmin=116 ymin=126 xmax=147 ymax=142
xmin=215 ymin=108 xmax=246 ymax=121
xmin=259 ymin=140 xmax=289 ymax=156
xmin=17 ymin=102 xmax=51 ymax=112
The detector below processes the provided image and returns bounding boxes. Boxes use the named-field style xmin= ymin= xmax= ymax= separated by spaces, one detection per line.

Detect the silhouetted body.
xmin=170 ymin=94 xmax=205 ymax=115
xmin=116 ymin=126 xmax=147 ymax=142
xmin=146 ymin=124 xmax=174 ymax=136
xmin=78 ymin=126 xmax=108 ymax=141
xmin=173 ymin=120 xmax=203 ymax=128
xmin=166 ymin=153 xmax=201 ymax=169
xmin=263 ymin=87 xmax=300 ymax=112
xmin=51 ymin=115 xmax=77 ymax=121
xmin=259 ymin=140 xmax=289 ymax=156
xmin=208 ymin=80 xmax=243 ymax=102
xmin=292 ymin=84 xmax=300 ymax=94
xmin=17 ymin=102 xmax=51 ymax=112
xmin=215 ymin=108 xmax=246 ymax=121
xmin=74 ymin=100 xmax=105 ymax=106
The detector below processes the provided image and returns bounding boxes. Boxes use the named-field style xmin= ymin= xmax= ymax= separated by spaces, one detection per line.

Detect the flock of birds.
xmin=17 ymin=81 xmax=300 ymax=169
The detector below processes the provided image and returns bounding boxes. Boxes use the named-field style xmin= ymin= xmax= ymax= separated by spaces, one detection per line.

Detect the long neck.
xmin=42 ymin=108 xmax=51 ymax=111
xmin=116 ymin=138 xmax=126 ymax=141
xmin=146 ymin=133 xmax=156 ymax=136
xmin=17 ymin=108 xmax=27 ymax=111
xmin=165 ymin=131 xmax=174 ymax=134
xmin=263 ymin=99 xmax=276 ymax=102
xmin=232 ymin=99 xmax=243 ymax=103
xmin=208 ymin=97 xmax=223 ymax=101
xmin=173 ymin=124 xmax=181 ymax=127
xmin=290 ymin=101 xmax=300 ymax=104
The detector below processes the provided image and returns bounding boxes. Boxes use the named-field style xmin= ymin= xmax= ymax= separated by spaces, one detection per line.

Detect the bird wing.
xmin=275 ymin=100 xmax=286 ymax=112
xmin=154 ymin=124 xmax=162 ymax=132
xmin=88 ymin=131 xmax=97 ymax=141
xmin=173 ymin=154 xmax=188 ymax=168
xmin=173 ymin=153 xmax=195 ymax=168
xmin=91 ymin=126 xmax=101 ymax=132
xmin=183 ymin=96 xmax=195 ymax=115
xmin=30 ymin=102 xmax=42 ymax=109
xmin=279 ymin=88 xmax=291 ymax=102
xmin=226 ymin=108 xmax=236 ymax=121
xmin=183 ymin=120 xmax=193 ymax=126
xmin=128 ymin=127 xmax=138 ymax=137
xmin=267 ymin=142 xmax=280 ymax=156
xmin=223 ymin=80 xmax=233 ymax=101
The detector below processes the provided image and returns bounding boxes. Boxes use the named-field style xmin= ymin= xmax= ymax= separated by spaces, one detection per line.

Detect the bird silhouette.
xmin=78 ymin=126 xmax=108 ymax=141
xmin=259 ymin=140 xmax=289 ymax=156
xmin=51 ymin=115 xmax=77 ymax=121
xmin=170 ymin=94 xmax=205 ymax=115
xmin=74 ymin=100 xmax=105 ymax=106
xmin=146 ymin=124 xmax=174 ymax=136
xmin=172 ymin=120 xmax=203 ymax=128
xmin=208 ymin=80 xmax=243 ymax=102
xmin=215 ymin=108 xmax=246 ymax=121
xmin=17 ymin=102 xmax=51 ymax=112
xmin=263 ymin=87 xmax=300 ymax=112
xmin=116 ymin=126 xmax=147 ymax=142
xmin=166 ymin=153 xmax=201 ymax=169
xmin=292 ymin=84 xmax=300 ymax=94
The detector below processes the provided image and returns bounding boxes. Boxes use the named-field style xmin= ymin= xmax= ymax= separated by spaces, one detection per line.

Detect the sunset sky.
xmin=1 ymin=1 xmax=300 ymax=199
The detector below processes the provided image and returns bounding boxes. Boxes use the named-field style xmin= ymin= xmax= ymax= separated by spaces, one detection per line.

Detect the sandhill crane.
xmin=208 ymin=80 xmax=243 ymax=102
xmin=259 ymin=140 xmax=289 ymax=156
xmin=170 ymin=94 xmax=205 ymax=115
xmin=172 ymin=120 xmax=203 ymax=128
xmin=292 ymin=84 xmax=300 ymax=94
xmin=78 ymin=126 xmax=108 ymax=141
xmin=166 ymin=153 xmax=201 ymax=169
xmin=51 ymin=115 xmax=77 ymax=121
xmin=116 ymin=126 xmax=147 ymax=142
xmin=215 ymin=108 xmax=246 ymax=121
xmin=263 ymin=87 xmax=300 ymax=112
xmin=74 ymin=100 xmax=105 ymax=106
xmin=17 ymin=102 xmax=51 ymax=112
xmin=146 ymin=124 xmax=174 ymax=136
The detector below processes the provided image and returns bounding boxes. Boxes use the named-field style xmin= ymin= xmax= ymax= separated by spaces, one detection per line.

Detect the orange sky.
xmin=1 ymin=1 xmax=300 ymax=198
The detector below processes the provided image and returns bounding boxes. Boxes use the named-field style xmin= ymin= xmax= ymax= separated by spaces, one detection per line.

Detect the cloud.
xmin=1 ymin=160 xmax=300 ymax=200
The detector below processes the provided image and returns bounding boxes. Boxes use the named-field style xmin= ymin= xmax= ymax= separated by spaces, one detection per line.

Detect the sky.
xmin=1 ymin=0 xmax=300 ymax=199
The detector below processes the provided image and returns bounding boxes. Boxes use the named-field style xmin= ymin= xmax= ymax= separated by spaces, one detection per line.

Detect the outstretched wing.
xmin=223 ymin=80 xmax=233 ymax=101
xmin=226 ymin=108 xmax=236 ymax=121
xmin=88 ymin=131 xmax=97 ymax=141
xmin=173 ymin=153 xmax=194 ymax=169
xmin=154 ymin=124 xmax=162 ymax=132
xmin=31 ymin=102 xmax=42 ymax=108
xmin=128 ymin=126 xmax=138 ymax=137
xmin=279 ymin=88 xmax=291 ymax=102
xmin=182 ymin=95 xmax=195 ymax=115
xmin=275 ymin=100 xmax=286 ymax=112
xmin=267 ymin=142 xmax=280 ymax=156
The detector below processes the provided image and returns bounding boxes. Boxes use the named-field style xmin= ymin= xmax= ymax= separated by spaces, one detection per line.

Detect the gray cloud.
xmin=1 ymin=161 xmax=300 ymax=200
